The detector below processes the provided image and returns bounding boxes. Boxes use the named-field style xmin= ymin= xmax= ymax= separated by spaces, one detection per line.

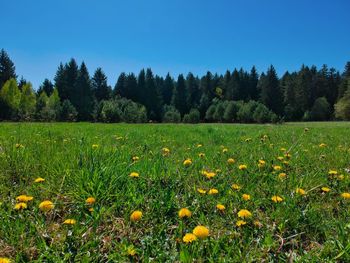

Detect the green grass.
xmin=0 ymin=122 xmax=349 ymax=262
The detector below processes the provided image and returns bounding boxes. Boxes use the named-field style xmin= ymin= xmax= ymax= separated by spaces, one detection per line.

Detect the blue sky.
xmin=1 ymin=0 xmax=349 ymax=88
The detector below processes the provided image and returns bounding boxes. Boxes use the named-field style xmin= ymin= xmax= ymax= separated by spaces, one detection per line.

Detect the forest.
xmin=0 ymin=49 xmax=349 ymax=123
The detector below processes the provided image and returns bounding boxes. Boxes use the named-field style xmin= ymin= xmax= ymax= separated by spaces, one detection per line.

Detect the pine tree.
xmin=260 ymin=65 xmax=283 ymax=115
xmin=0 ymin=49 xmax=17 ymax=89
xmin=114 ymin=72 xmax=126 ymax=97
xmin=18 ymin=76 xmax=27 ymax=91
xmin=92 ymin=68 xmax=111 ymax=101
xmin=186 ymin=72 xmax=200 ymax=108
xmin=248 ymin=66 xmax=259 ymax=100
xmin=162 ymin=73 xmax=174 ymax=105
xmin=172 ymin=74 xmax=188 ymax=117
xmin=74 ymin=62 xmax=93 ymax=120
xmin=137 ymin=69 xmax=146 ymax=106
xmin=38 ymin=79 xmax=54 ymax=96
xmin=145 ymin=68 xmax=162 ymax=121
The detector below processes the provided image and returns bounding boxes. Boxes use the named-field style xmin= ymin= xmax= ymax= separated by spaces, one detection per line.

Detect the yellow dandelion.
xmin=321 ymin=187 xmax=330 ymax=193
xmin=237 ymin=209 xmax=252 ymax=218
xmin=254 ymin=220 xmax=263 ymax=228
xmin=296 ymin=188 xmax=306 ymax=196
xmin=271 ymin=195 xmax=283 ymax=203
xmin=88 ymin=207 xmax=94 ymax=212
xmin=132 ymin=156 xmax=139 ymax=161
xmin=63 ymin=219 xmax=76 ymax=225
xmin=0 ymin=258 xmax=11 ymax=263
xmin=197 ymin=188 xmax=206 ymax=194
xmin=14 ymin=202 xmax=27 ymax=210
xmin=239 ymin=164 xmax=247 ymax=170
xmin=197 ymin=144 xmax=203 ymax=148
xmin=273 ymin=165 xmax=282 ymax=171
xmin=15 ymin=143 xmax=24 ymax=149
xmin=236 ymin=220 xmax=247 ymax=227
xmin=127 ymin=247 xmax=137 ymax=256
xmin=92 ymin=144 xmax=99 ymax=149
xmin=222 ymin=148 xmax=228 ymax=153
xmin=278 ymin=173 xmax=287 ymax=179
xmin=284 ymin=153 xmax=292 ymax=159
xmin=129 ymin=172 xmax=139 ymax=178
xmin=178 ymin=208 xmax=192 ymax=218
xmin=183 ymin=159 xmax=192 ymax=167
xmin=277 ymin=156 xmax=284 ymax=161
xmin=216 ymin=204 xmax=225 ymax=211
xmin=162 ymin=147 xmax=170 ymax=156
xmin=198 ymin=153 xmax=205 ymax=158
xmin=328 ymin=170 xmax=338 ymax=176
xmin=280 ymin=147 xmax=286 ymax=151
xmin=183 ymin=233 xmax=197 ymax=243
xmin=192 ymin=226 xmax=209 ymax=238
xmin=86 ymin=197 xmax=96 ymax=205
xmin=16 ymin=195 xmax=33 ymax=202
xmin=39 ymin=200 xmax=54 ymax=212
xmin=130 ymin=210 xmax=142 ymax=222
xmin=258 ymin=159 xmax=266 ymax=168
xmin=227 ymin=158 xmax=235 ymax=165
xmin=208 ymin=188 xmax=219 ymax=195
xmin=231 ymin=183 xmax=241 ymax=190
xmin=242 ymin=194 xmax=251 ymax=201
xmin=319 ymin=143 xmax=326 ymax=147
xmin=34 ymin=177 xmax=45 ymax=183
xmin=341 ymin=192 xmax=350 ymax=199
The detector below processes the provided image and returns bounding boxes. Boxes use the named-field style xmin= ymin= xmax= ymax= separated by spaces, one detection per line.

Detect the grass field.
xmin=0 ymin=122 xmax=349 ymax=262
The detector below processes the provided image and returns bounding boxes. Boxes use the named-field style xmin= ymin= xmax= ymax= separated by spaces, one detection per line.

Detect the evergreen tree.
xmin=38 ymin=79 xmax=54 ymax=96
xmin=172 ymin=74 xmax=188 ymax=117
xmin=162 ymin=73 xmax=174 ymax=105
xmin=114 ymin=72 xmax=126 ymax=97
xmin=145 ymin=68 xmax=162 ymax=120
xmin=125 ymin=73 xmax=138 ymax=102
xmin=137 ymin=69 xmax=146 ymax=106
xmin=260 ymin=65 xmax=283 ymax=115
xmin=338 ymin=62 xmax=350 ymax=99
xmin=248 ymin=66 xmax=259 ymax=100
xmin=186 ymin=72 xmax=200 ymax=108
xmin=18 ymin=76 xmax=27 ymax=91
xmin=0 ymin=78 xmax=20 ymax=119
xmin=54 ymin=63 xmax=68 ymax=101
xmin=0 ymin=49 xmax=17 ymax=89
xmin=92 ymin=68 xmax=111 ymax=101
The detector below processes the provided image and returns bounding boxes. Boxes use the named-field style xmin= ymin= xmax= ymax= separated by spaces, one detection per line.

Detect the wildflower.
xmin=319 ymin=143 xmax=326 ymax=147
xmin=14 ymin=202 xmax=27 ymax=210
xmin=284 ymin=153 xmax=291 ymax=159
xmin=88 ymin=207 xmax=94 ymax=212
xmin=15 ymin=143 xmax=24 ymax=149
xmin=321 ymin=187 xmax=330 ymax=193
xmin=227 ymin=158 xmax=235 ymax=165
xmin=39 ymin=200 xmax=54 ymax=212
xmin=222 ymin=148 xmax=228 ymax=153
xmin=277 ymin=156 xmax=284 ymax=161
xmin=130 ymin=210 xmax=142 ymax=221
xmin=245 ymin=138 xmax=252 ymax=142
xmin=0 ymin=258 xmax=11 ymax=263
xmin=183 ymin=233 xmax=197 ymax=243
xmin=296 ymin=188 xmax=306 ymax=196
xmin=338 ymin=174 xmax=344 ymax=180
xmin=278 ymin=173 xmax=287 ymax=179
xmin=236 ymin=220 xmax=247 ymax=227
xmin=132 ymin=156 xmax=139 ymax=162
xmin=273 ymin=165 xmax=282 ymax=171
xmin=208 ymin=188 xmax=219 ymax=195
xmin=254 ymin=220 xmax=263 ymax=228
xmin=341 ymin=193 xmax=350 ymax=199
xmin=92 ymin=144 xmax=99 ymax=149
xmin=237 ymin=209 xmax=252 ymax=218
xmin=328 ymin=170 xmax=338 ymax=176
xmin=192 ymin=226 xmax=209 ymax=238
xmin=198 ymin=153 xmax=205 ymax=158
xmin=86 ymin=197 xmax=96 ymax=205
xmin=63 ymin=219 xmax=76 ymax=225
xmin=258 ymin=160 xmax=266 ymax=168
xmin=201 ymin=170 xmax=216 ymax=179
xmin=280 ymin=147 xmax=286 ymax=152
xmin=129 ymin=172 xmax=139 ymax=178
xmin=183 ymin=159 xmax=192 ymax=167
xmin=127 ymin=247 xmax=137 ymax=256
xmin=197 ymin=144 xmax=203 ymax=148
xmin=242 ymin=194 xmax=251 ymax=201
xmin=197 ymin=188 xmax=206 ymax=194
xmin=231 ymin=184 xmax=241 ymax=190
xmin=271 ymin=195 xmax=283 ymax=203
xmin=34 ymin=177 xmax=45 ymax=183
xmin=216 ymin=204 xmax=225 ymax=211
xmin=16 ymin=195 xmax=33 ymax=202
xmin=239 ymin=164 xmax=247 ymax=170
xmin=162 ymin=147 xmax=170 ymax=156
xmin=304 ymin=128 xmax=309 ymax=132
xmin=178 ymin=208 xmax=192 ymax=218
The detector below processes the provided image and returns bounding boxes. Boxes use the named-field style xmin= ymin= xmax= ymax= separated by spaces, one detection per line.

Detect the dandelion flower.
xmin=16 ymin=195 xmax=33 ymax=202
xmin=92 ymin=144 xmax=99 ymax=149
xmin=127 ymin=247 xmax=136 ymax=256
xmin=238 ymin=164 xmax=247 ymax=171
xmin=231 ymin=183 xmax=241 ymax=190
xmin=236 ymin=220 xmax=247 ymax=227
xmin=319 ymin=143 xmax=326 ymax=147
xmin=162 ymin=147 xmax=170 ymax=156
xmin=183 ymin=233 xmax=197 ymax=243
xmin=129 ymin=172 xmax=139 ymax=178
xmin=216 ymin=204 xmax=225 ymax=211
xmin=278 ymin=173 xmax=287 ymax=179
xmin=132 ymin=156 xmax=139 ymax=161
xmin=237 ymin=209 xmax=252 ymax=218
xmin=271 ymin=195 xmax=283 ymax=203
xmin=178 ymin=208 xmax=192 ymax=218
xmin=34 ymin=177 xmax=45 ymax=183
xmin=197 ymin=188 xmax=206 ymax=194
xmin=14 ymin=202 xmax=27 ymax=210
xmin=192 ymin=226 xmax=209 ymax=238
xmin=321 ymin=187 xmax=330 ymax=193
xmin=0 ymin=258 xmax=11 ymax=263
xmin=227 ymin=158 xmax=235 ymax=165
xmin=39 ymin=200 xmax=54 ymax=212
xmin=273 ymin=165 xmax=282 ymax=171
xmin=341 ymin=192 xmax=350 ymax=199
xmin=328 ymin=170 xmax=338 ymax=176
xmin=208 ymin=188 xmax=219 ymax=195
xmin=222 ymin=148 xmax=228 ymax=153
xmin=258 ymin=160 xmax=266 ymax=168
xmin=242 ymin=194 xmax=251 ymax=201
xmin=130 ymin=210 xmax=142 ymax=222
xmin=63 ymin=219 xmax=76 ymax=225
xmin=254 ymin=220 xmax=263 ymax=228
xmin=183 ymin=159 xmax=192 ymax=167
xmin=86 ymin=197 xmax=96 ymax=205
xmin=296 ymin=188 xmax=306 ymax=196
xmin=198 ymin=153 xmax=205 ymax=158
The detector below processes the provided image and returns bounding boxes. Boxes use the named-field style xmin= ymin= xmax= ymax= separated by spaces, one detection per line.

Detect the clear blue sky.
xmin=1 ymin=0 xmax=349 ymax=88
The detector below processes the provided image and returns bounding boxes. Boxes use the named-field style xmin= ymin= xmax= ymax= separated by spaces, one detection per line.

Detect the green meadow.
xmin=0 ymin=122 xmax=349 ymax=262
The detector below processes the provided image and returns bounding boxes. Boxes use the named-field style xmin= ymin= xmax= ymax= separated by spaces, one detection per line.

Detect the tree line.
xmin=0 ymin=48 xmax=349 ymax=123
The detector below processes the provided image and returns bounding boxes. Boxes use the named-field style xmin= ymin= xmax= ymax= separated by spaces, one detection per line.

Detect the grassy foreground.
xmin=0 ymin=122 xmax=349 ymax=262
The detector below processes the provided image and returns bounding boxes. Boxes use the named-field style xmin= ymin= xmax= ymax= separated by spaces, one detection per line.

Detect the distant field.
xmin=0 ymin=122 xmax=349 ymax=262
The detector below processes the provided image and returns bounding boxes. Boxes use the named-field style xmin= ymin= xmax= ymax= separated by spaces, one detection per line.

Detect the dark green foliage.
xmin=162 ymin=73 xmax=174 ymax=105
xmin=162 ymin=105 xmax=181 ymax=123
xmin=37 ymin=79 xmax=54 ymax=96
xmin=60 ymin=100 xmax=78 ymax=121
xmin=172 ymin=74 xmax=188 ymax=117
xmin=0 ymin=49 xmax=17 ymax=89
xmin=183 ymin=108 xmax=200 ymax=123
xmin=223 ymin=101 xmax=243 ymax=122
xmin=92 ymin=68 xmax=111 ymax=101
